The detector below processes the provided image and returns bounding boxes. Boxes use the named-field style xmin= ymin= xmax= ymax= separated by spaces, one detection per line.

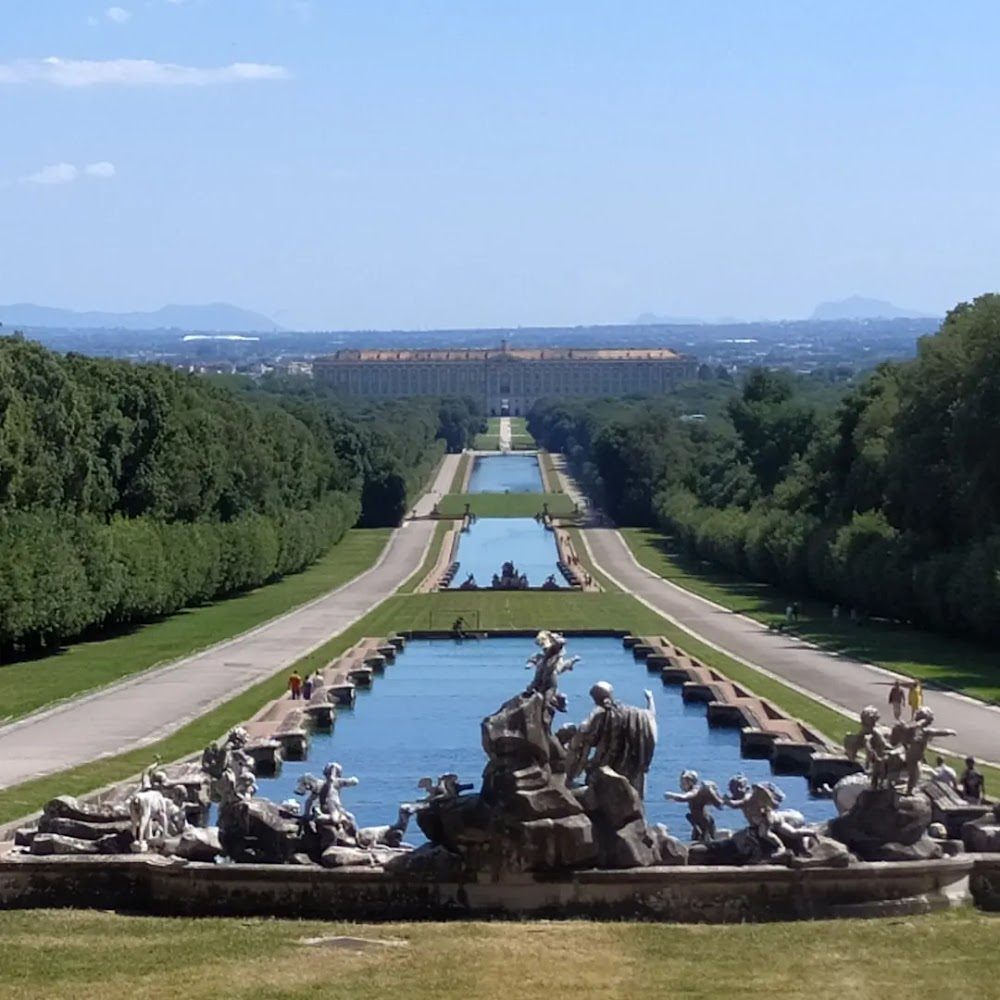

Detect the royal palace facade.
xmin=313 ymin=341 xmax=697 ymax=415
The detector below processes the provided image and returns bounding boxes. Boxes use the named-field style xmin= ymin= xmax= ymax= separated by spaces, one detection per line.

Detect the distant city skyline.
xmin=3 ymin=2 xmax=998 ymax=329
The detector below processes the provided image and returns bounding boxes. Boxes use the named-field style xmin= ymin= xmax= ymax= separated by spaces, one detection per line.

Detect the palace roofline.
xmin=322 ymin=345 xmax=685 ymax=363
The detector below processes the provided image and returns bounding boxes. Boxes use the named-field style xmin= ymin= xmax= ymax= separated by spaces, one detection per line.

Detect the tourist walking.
xmin=288 ymin=670 xmax=302 ymax=700
xmin=888 ymin=680 xmax=905 ymax=721
xmin=908 ymin=680 xmax=923 ymax=719
xmin=302 ymin=673 xmax=314 ymax=701
xmin=961 ymin=757 xmax=986 ymax=803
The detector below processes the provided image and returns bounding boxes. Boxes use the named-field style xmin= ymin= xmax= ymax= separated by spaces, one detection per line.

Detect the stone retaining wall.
xmin=0 ymin=853 xmax=975 ymax=921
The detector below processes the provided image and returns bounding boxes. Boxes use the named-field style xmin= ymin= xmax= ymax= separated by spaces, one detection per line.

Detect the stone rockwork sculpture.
xmin=823 ymin=704 xmax=961 ymax=862
xmin=664 ymin=770 xmax=724 ymax=843
xmin=413 ymin=636 xmax=686 ymax=874
xmin=564 ymin=682 xmax=657 ymax=798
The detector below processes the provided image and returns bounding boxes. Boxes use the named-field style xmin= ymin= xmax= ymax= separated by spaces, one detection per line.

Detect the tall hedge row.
xmin=0 ymin=335 xmax=481 ymax=656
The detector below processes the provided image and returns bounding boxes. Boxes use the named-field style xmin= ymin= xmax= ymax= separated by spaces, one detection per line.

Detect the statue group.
xmin=491 ymin=560 xmax=529 ymax=590
xmin=12 ymin=634 xmax=965 ymax=873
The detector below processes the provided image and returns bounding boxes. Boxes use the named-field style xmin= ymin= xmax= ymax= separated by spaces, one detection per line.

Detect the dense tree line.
xmin=0 ymin=336 xmax=482 ymax=655
xmin=529 ymin=294 xmax=1000 ymax=641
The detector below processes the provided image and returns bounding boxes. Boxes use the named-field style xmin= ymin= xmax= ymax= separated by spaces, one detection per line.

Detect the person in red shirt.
xmin=288 ymin=671 xmax=302 ymax=700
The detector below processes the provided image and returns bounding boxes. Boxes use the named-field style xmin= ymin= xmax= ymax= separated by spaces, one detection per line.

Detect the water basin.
xmin=450 ymin=518 xmax=561 ymax=588
xmin=468 ymin=454 xmax=542 ymax=493
xmin=256 ymin=637 xmax=833 ymax=839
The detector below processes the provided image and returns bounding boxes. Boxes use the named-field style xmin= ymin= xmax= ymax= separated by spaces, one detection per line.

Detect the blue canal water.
xmin=255 ymin=637 xmax=833 ymax=840
xmin=468 ymin=453 xmax=542 ymax=493
xmin=449 ymin=518 xmax=561 ymax=588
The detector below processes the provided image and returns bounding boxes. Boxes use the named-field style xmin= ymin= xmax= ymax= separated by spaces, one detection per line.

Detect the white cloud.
xmin=13 ymin=161 xmax=117 ymax=186
xmin=0 ymin=57 xmax=289 ymax=87
xmin=84 ymin=161 xmax=117 ymax=179
xmin=20 ymin=163 xmax=79 ymax=186
xmin=105 ymin=6 xmax=132 ymax=23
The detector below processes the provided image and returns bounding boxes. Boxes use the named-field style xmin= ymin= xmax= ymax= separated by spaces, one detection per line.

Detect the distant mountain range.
xmin=810 ymin=296 xmax=936 ymax=321
xmin=0 ymin=303 xmax=282 ymax=333
xmin=633 ymin=312 xmax=705 ymax=326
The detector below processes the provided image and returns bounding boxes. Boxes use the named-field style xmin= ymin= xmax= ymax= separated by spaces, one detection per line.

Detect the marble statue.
xmin=664 ymin=770 xmax=723 ymax=842
xmin=127 ymin=762 xmax=190 ymax=852
xmin=356 ymin=804 xmax=418 ymax=849
xmin=294 ymin=762 xmax=360 ymax=836
xmin=723 ymin=775 xmax=816 ymax=859
xmin=844 ymin=705 xmax=904 ymax=789
xmin=565 ymin=682 xmax=657 ymax=798
xmin=525 ymin=630 xmax=579 ymax=698
xmin=891 ymin=707 xmax=958 ymax=794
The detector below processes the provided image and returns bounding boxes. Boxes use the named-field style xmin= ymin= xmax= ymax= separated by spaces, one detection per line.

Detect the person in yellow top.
xmin=908 ymin=680 xmax=923 ymax=719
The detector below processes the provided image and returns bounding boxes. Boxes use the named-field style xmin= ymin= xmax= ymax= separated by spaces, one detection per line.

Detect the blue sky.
xmin=2 ymin=1 xmax=999 ymax=330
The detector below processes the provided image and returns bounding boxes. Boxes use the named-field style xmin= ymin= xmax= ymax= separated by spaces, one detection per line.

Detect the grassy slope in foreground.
xmin=0 ymin=529 xmax=391 ymax=723
xmin=437 ymin=492 xmax=576 ymax=517
xmin=0 ymin=908 xmax=998 ymax=1000
xmin=621 ymin=527 xmax=1000 ymax=704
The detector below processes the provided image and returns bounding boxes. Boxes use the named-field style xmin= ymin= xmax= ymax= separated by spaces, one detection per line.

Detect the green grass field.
xmin=621 ymin=527 xmax=1000 ymax=704
xmin=472 ymin=417 xmax=536 ymax=451
xmin=448 ymin=452 xmax=471 ymax=492
xmin=538 ymin=450 xmax=562 ymax=492
xmin=0 ymin=530 xmax=390 ymax=724
xmin=472 ymin=417 xmax=501 ymax=449
xmin=0 ymin=908 xmax=997 ymax=1000
xmin=436 ymin=492 xmax=576 ymax=518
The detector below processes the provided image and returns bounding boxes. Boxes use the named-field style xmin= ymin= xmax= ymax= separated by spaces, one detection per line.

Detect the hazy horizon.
xmin=4 ymin=2 xmax=999 ymax=329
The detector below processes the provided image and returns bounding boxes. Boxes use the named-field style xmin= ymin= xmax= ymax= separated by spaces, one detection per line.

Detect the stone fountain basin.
xmin=0 ymin=852 xmax=989 ymax=923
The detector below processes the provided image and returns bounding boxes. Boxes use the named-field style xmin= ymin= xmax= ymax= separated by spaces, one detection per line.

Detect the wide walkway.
xmin=584 ymin=526 xmax=1000 ymax=764
xmin=0 ymin=454 xmax=461 ymax=790
xmin=499 ymin=415 xmax=512 ymax=453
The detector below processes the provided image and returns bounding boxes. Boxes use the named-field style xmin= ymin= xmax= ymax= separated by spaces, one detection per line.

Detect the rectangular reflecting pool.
xmin=468 ymin=454 xmax=542 ymax=493
xmin=450 ymin=517 xmax=560 ymax=588
xmin=255 ymin=637 xmax=833 ymax=841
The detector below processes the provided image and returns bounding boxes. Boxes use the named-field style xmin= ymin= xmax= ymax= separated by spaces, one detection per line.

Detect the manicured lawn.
xmin=472 ymin=417 xmax=501 ymax=449
xmin=397 ymin=521 xmax=450 ymax=595
xmin=538 ymin=450 xmax=562 ymax=492
xmin=449 ymin=452 xmax=471 ymax=492
xmin=508 ymin=416 xmax=536 ymax=448
xmin=621 ymin=527 xmax=1000 ymax=704
xmin=0 ymin=530 xmax=391 ymax=724
xmin=0 ymin=908 xmax=998 ymax=1000
xmin=437 ymin=492 xmax=577 ymax=518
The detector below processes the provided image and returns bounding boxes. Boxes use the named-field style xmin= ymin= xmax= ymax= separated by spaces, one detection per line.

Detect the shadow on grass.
xmin=636 ymin=529 xmax=1000 ymax=703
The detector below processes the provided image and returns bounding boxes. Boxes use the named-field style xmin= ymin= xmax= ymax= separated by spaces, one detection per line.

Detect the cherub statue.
xmin=891 ymin=707 xmax=958 ymax=794
xmin=664 ymin=770 xmax=723 ymax=842
xmin=724 ymin=776 xmax=816 ymax=858
xmin=319 ymin=762 xmax=360 ymax=832
xmin=223 ymin=727 xmax=255 ymax=779
xmin=525 ymin=630 xmax=579 ymax=698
